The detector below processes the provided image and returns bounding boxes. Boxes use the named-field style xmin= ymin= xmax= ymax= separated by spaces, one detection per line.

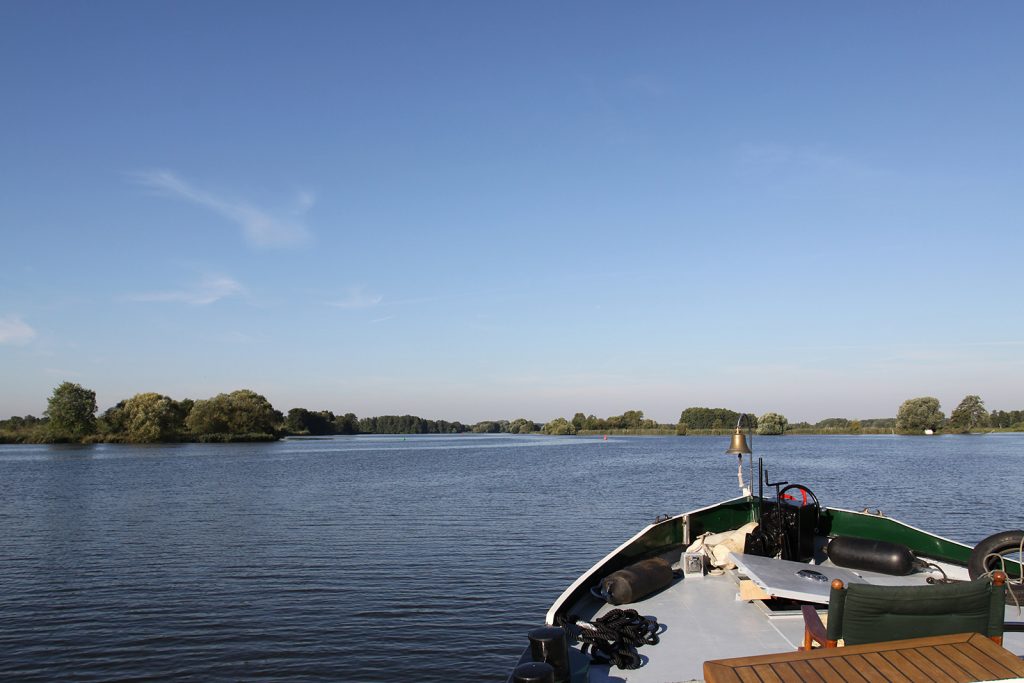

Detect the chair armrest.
xmin=802 ymin=605 xmax=832 ymax=650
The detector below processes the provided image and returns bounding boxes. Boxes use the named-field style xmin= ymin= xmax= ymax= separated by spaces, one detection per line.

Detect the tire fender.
xmin=968 ymin=530 xmax=1024 ymax=605
xmin=968 ymin=529 xmax=1024 ymax=579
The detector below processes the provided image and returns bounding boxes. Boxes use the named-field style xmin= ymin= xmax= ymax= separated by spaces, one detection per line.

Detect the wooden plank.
xmin=702 ymin=632 xmax=1024 ymax=683
xmin=854 ymin=633 xmax=970 ymax=654
xmin=739 ymin=579 xmax=771 ymax=601
xmin=843 ymin=654 xmax=893 ymax=683
xmin=736 ymin=667 xmax=762 ymax=683
xmin=860 ymin=652 xmax=912 ymax=683
xmin=788 ymin=659 xmax=826 ymax=682
xmin=704 ymin=661 xmax=744 ymax=683
xmin=750 ymin=664 xmax=784 ymax=683
xmin=822 ymin=655 xmax=870 ymax=683
xmin=918 ymin=645 xmax=976 ymax=682
xmin=931 ymin=643 xmax=1001 ymax=680
xmin=880 ymin=651 xmax=928 ymax=681
xmin=897 ymin=647 xmax=957 ymax=682
xmin=951 ymin=641 xmax=1022 ymax=679
xmin=806 ymin=658 xmax=848 ymax=683
xmin=771 ymin=662 xmax=806 ymax=683
xmin=966 ymin=633 xmax=1024 ymax=675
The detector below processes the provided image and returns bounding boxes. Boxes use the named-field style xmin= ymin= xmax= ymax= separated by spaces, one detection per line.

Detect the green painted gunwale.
xmin=819 ymin=507 xmax=973 ymax=565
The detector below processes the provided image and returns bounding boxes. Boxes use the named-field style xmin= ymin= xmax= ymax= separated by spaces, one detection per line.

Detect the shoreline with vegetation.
xmin=2 ymin=383 xmax=1022 ymax=445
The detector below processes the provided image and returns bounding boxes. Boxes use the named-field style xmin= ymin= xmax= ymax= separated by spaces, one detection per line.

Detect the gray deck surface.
xmin=578 ymin=567 xmax=1024 ymax=683
xmin=585 ymin=570 xmax=806 ymax=683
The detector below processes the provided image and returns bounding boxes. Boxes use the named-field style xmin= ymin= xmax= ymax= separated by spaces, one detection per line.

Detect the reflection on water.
xmin=0 ymin=434 xmax=1021 ymax=681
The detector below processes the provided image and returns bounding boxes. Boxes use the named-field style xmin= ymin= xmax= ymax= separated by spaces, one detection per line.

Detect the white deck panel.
xmin=730 ymin=553 xmax=867 ymax=603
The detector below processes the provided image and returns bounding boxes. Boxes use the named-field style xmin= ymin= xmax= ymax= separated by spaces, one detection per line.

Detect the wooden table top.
xmin=703 ymin=632 xmax=1024 ymax=683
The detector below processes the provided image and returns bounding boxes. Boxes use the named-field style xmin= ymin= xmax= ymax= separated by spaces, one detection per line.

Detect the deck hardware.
xmin=796 ymin=569 xmax=829 ymax=583
xmin=726 ymin=414 xmax=755 ymax=497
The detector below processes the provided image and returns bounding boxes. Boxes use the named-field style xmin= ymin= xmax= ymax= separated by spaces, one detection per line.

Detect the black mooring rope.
xmin=558 ymin=608 xmax=660 ymax=670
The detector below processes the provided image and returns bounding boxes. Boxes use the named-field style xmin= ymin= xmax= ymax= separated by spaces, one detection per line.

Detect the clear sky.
xmin=2 ymin=2 xmax=1022 ymax=424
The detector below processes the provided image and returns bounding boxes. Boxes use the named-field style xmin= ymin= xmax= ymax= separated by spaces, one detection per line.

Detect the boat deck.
xmin=581 ymin=568 xmax=804 ymax=683
xmin=574 ymin=560 xmax=1024 ymax=683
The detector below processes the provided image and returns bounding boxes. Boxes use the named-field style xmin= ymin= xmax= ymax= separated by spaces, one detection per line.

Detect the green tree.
xmin=756 ymin=412 xmax=788 ymax=435
xmin=989 ymin=410 xmax=1024 ymax=429
xmin=895 ymin=396 xmax=945 ymax=434
xmin=285 ymin=408 xmax=336 ymax=435
xmin=45 ymin=382 xmax=97 ymax=440
xmin=947 ymin=395 xmax=988 ymax=433
xmin=815 ymin=418 xmax=850 ymax=429
xmin=620 ymin=410 xmax=645 ymax=428
xmin=122 ymin=392 xmax=184 ymax=442
xmin=100 ymin=400 xmax=129 ymax=435
xmin=186 ymin=389 xmax=279 ymax=437
xmin=678 ymin=407 xmax=741 ymax=430
xmin=541 ymin=417 xmax=576 ymax=435
xmin=334 ymin=412 xmax=359 ymax=435
xmin=509 ymin=418 xmax=535 ymax=434
xmin=571 ymin=412 xmax=586 ymax=431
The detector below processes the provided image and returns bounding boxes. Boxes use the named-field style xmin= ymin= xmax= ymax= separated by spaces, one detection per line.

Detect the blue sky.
xmin=2 ymin=2 xmax=1022 ymax=423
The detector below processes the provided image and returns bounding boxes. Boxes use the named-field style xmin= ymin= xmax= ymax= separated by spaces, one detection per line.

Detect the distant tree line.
xmin=0 ymin=383 xmax=287 ymax=444
xmin=471 ymin=418 xmax=537 ymax=434
xmin=356 ymin=415 xmax=467 ymax=434
xmin=537 ymin=410 xmax=672 ymax=436
xmin=677 ymin=407 xmax=747 ymax=431
xmin=886 ymin=394 xmax=1024 ymax=434
xmin=2 ymin=383 xmax=1022 ymax=445
xmin=0 ymin=381 xmax=536 ymax=444
xmin=989 ymin=410 xmax=1024 ymax=429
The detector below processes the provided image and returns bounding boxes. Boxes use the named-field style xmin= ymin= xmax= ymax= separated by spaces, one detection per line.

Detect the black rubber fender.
xmin=968 ymin=530 xmax=1024 ymax=604
xmin=969 ymin=530 xmax=1024 ymax=579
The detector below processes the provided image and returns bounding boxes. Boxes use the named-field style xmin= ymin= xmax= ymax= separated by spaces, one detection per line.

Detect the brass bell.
xmin=726 ymin=427 xmax=751 ymax=455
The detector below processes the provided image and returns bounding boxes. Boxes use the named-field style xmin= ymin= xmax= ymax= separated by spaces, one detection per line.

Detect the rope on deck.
xmin=559 ymin=608 xmax=660 ymax=670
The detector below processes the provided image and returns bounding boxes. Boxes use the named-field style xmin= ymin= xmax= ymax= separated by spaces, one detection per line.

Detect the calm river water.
xmin=1 ymin=434 xmax=1021 ymax=681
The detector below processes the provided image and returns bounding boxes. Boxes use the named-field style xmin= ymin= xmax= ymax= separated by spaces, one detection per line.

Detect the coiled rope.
xmin=558 ymin=608 xmax=660 ymax=670
xmin=921 ymin=539 xmax=1024 ymax=614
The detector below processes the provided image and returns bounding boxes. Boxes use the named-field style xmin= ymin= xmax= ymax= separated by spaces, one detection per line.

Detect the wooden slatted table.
xmin=703 ymin=632 xmax=1024 ymax=683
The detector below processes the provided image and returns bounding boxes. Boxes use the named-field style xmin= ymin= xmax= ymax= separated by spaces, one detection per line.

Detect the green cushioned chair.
xmin=802 ymin=571 xmax=1007 ymax=650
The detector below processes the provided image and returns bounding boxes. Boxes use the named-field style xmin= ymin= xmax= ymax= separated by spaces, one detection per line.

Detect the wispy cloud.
xmin=328 ymin=286 xmax=382 ymax=309
xmin=0 ymin=315 xmax=36 ymax=345
xmin=369 ymin=315 xmax=395 ymax=324
xmin=324 ymin=284 xmax=514 ymax=313
xmin=128 ymin=275 xmax=245 ymax=305
xmin=132 ymin=170 xmax=312 ymax=248
xmin=735 ymin=144 xmax=889 ymax=179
